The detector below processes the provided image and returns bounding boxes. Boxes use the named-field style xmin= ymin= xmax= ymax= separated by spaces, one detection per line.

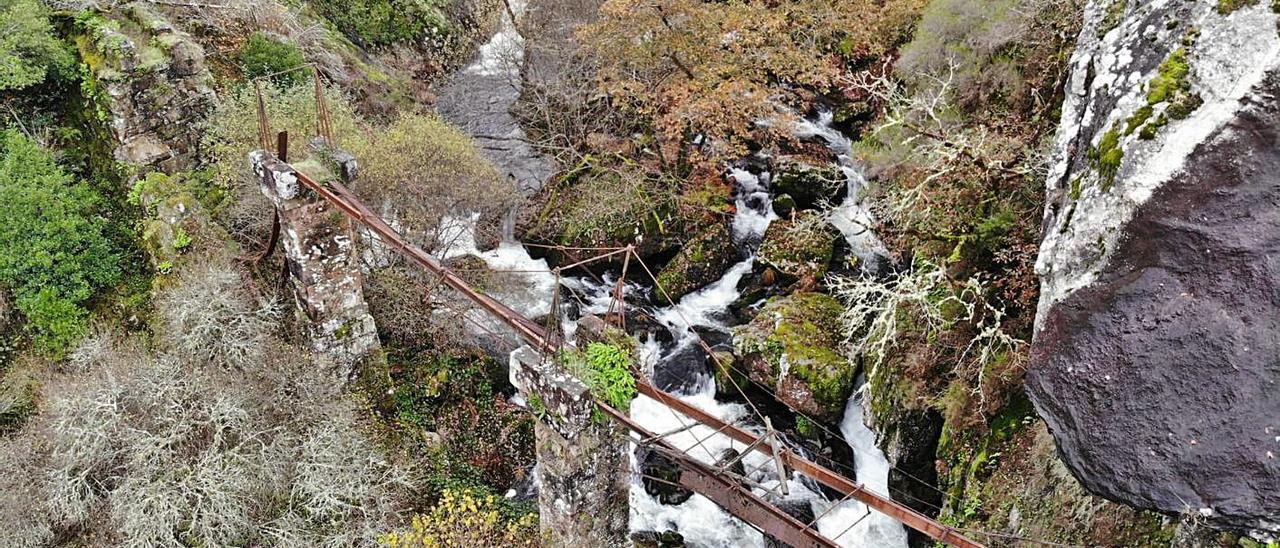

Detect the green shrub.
xmin=236 ymin=32 xmax=307 ymax=85
xmin=564 ymin=342 xmax=637 ymax=412
xmin=0 ymin=131 xmax=120 ymax=354
xmin=309 ymin=0 xmax=447 ymax=49
xmin=0 ymin=0 xmax=74 ymax=91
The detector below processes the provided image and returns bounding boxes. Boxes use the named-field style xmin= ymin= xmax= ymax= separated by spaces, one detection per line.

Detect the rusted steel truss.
xmin=272 ymin=154 xmax=983 ymax=548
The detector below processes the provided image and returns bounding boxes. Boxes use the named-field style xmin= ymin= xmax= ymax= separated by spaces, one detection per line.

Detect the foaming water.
xmin=791 ymin=111 xmax=889 ymax=268
xmin=811 ymin=392 xmax=909 ymax=546
xmin=437 ymin=214 xmax=557 ymax=320
xmin=729 ymin=168 xmax=778 ymax=247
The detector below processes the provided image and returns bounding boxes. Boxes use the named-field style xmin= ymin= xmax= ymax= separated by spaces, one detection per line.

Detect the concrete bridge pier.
xmin=510 ymin=346 xmax=630 ymax=547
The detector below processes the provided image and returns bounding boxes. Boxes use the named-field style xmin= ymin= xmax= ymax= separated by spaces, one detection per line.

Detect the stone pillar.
xmin=248 ymin=147 xmax=380 ymax=375
xmin=510 ymin=346 xmax=629 ymax=547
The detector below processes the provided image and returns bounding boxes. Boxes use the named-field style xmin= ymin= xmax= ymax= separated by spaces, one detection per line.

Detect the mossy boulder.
xmin=758 ymin=211 xmax=838 ymax=284
xmin=771 ymin=157 xmax=845 ymax=210
xmin=518 ymin=160 xmax=684 ymax=266
xmin=654 ymin=223 xmax=739 ymax=302
xmin=732 ymin=292 xmax=852 ymax=421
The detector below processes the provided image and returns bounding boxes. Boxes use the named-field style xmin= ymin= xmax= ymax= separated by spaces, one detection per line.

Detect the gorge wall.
xmin=1029 ymin=0 xmax=1280 ymax=537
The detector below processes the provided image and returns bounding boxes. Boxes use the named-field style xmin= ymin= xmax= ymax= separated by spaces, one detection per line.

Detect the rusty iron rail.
xmin=635 ymin=383 xmax=981 ymax=548
xmin=278 ymin=156 xmax=983 ymax=548
xmin=595 ymin=403 xmax=838 ymax=548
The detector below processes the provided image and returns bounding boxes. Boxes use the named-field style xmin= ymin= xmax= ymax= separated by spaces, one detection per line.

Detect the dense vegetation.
xmin=0 ymin=131 xmax=119 ymax=354
xmin=1 ymin=0 xmax=1265 ymax=545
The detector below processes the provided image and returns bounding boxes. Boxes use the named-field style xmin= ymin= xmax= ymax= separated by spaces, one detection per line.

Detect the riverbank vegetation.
xmin=0 ymin=0 xmax=1253 ymax=545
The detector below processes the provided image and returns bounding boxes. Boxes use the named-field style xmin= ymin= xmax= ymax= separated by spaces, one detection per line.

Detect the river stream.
xmin=433 ymin=3 xmax=908 ymax=546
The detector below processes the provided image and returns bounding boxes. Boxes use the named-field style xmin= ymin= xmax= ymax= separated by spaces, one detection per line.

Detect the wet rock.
xmin=758 ymin=211 xmax=839 ymax=287
xmin=772 ymin=157 xmax=846 ymax=210
xmin=772 ymin=193 xmax=797 ymax=219
xmin=714 ymin=448 xmax=746 ymax=478
xmin=640 ymin=449 xmax=693 ymax=505
xmin=732 ymin=293 xmax=853 ymax=422
xmin=1030 ymin=0 xmax=1280 ymax=535
xmin=654 ymin=223 xmax=741 ymax=303
xmin=762 ymin=499 xmax=817 ymax=548
xmin=653 ymin=342 xmax=710 ymax=393
xmin=630 ymin=530 xmax=687 ymax=547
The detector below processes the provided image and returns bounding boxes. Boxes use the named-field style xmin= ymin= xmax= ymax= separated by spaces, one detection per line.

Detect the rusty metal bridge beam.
xmin=635 ymin=383 xmax=982 ymax=548
xmin=595 ymin=403 xmax=838 ymax=548
xmin=276 ymin=156 xmax=983 ymax=548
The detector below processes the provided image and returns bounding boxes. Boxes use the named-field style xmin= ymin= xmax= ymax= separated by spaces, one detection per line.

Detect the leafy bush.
xmin=237 ymin=32 xmax=308 ymax=85
xmin=563 ymin=342 xmax=636 ymax=412
xmin=0 ymin=130 xmax=120 ymax=354
xmin=203 ymin=85 xmax=513 ymax=251
xmin=349 ymin=113 xmax=513 ymax=245
xmin=580 ymin=0 xmax=924 ymax=155
xmin=386 ymin=351 xmax=536 ymax=491
xmin=381 ymin=489 xmax=540 ymax=547
xmin=309 ymin=0 xmax=447 ymax=48
xmin=0 ymin=0 xmax=73 ymax=91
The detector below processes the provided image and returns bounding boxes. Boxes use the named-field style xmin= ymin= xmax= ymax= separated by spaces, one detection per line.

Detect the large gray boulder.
xmin=1029 ymin=0 xmax=1280 ymax=538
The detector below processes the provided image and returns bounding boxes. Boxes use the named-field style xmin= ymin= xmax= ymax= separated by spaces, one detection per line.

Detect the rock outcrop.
xmin=732 ymin=292 xmax=853 ymax=422
xmin=78 ymin=4 xmax=215 ymax=171
xmin=1029 ymin=0 xmax=1280 ymax=536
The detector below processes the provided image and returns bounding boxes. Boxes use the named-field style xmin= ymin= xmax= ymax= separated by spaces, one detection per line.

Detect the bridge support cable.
xmin=262 ymin=152 xmax=984 ymax=548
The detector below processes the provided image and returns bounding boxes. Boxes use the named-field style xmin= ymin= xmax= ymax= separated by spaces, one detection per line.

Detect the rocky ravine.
xmin=1029 ymin=0 xmax=1279 ymax=538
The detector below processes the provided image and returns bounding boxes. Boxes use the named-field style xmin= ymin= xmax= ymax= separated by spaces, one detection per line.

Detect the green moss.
xmin=1069 ymin=174 xmax=1084 ymax=201
xmin=758 ymin=211 xmax=838 ymax=282
xmin=1087 ymin=123 xmax=1124 ymax=191
xmin=1146 ymin=48 xmax=1191 ymax=105
xmin=653 ymin=224 xmax=736 ymax=302
xmin=1138 ymin=113 xmax=1168 ymax=140
xmin=1218 ymin=0 xmax=1260 ymax=14
xmin=734 ymin=293 xmax=853 ymax=417
xmin=1098 ymin=0 xmax=1127 ymax=38
xmin=1124 ymin=105 xmax=1153 ymax=135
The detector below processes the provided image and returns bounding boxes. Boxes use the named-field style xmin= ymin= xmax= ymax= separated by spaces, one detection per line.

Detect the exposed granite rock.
xmin=1030 ymin=0 xmax=1280 ymax=536
xmin=732 ymin=292 xmax=853 ymax=422
xmin=78 ymin=4 xmax=215 ymax=173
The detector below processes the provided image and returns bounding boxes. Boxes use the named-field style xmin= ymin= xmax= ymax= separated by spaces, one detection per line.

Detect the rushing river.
xmin=434 ymin=3 xmax=909 ymax=546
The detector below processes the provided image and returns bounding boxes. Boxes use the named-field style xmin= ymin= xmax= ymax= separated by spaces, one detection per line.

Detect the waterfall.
xmin=792 ymin=110 xmax=889 ymax=270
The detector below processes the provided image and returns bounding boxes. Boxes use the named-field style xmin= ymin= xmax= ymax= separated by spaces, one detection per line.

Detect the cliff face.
xmin=1029 ymin=0 xmax=1280 ymax=536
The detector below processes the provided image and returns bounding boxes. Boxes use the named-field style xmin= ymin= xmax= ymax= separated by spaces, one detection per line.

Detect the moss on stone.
xmin=758 ymin=211 xmax=838 ymax=283
xmin=1217 ymin=0 xmax=1261 ymax=14
xmin=654 ymin=224 xmax=737 ymax=302
xmin=1098 ymin=0 xmax=1127 ymax=38
xmin=1124 ymin=105 xmax=1153 ymax=135
xmin=1087 ymin=123 xmax=1124 ymax=191
xmin=733 ymin=292 xmax=852 ymax=419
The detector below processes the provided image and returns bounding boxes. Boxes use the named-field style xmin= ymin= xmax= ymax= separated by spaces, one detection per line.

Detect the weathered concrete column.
xmin=510 ymin=346 xmax=629 ymax=547
xmin=249 ymin=145 xmax=379 ymax=375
